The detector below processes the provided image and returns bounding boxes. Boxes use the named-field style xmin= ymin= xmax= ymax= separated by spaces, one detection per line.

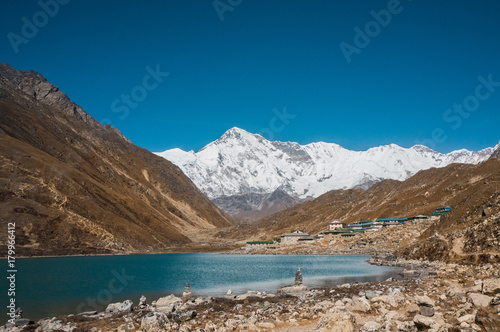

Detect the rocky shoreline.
xmin=2 ymin=255 xmax=500 ymax=332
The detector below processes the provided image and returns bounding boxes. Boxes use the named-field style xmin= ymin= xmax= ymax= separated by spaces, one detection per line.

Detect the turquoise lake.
xmin=0 ymin=253 xmax=399 ymax=323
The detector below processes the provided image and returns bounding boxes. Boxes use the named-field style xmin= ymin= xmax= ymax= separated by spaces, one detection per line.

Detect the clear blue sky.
xmin=1 ymin=0 xmax=500 ymax=153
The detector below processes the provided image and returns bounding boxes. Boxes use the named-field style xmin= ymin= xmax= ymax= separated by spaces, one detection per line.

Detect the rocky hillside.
xmin=0 ymin=63 xmax=232 ymax=257
xmin=212 ymin=188 xmax=306 ymax=221
xmin=401 ymin=163 xmax=500 ymax=264
xmin=249 ymin=159 xmax=500 ymax=263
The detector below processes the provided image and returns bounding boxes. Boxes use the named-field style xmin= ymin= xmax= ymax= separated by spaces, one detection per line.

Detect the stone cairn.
xmin=295 ymin=268 xmax=303 ymax=286
xmin=182 ymin=283 xmax=192 ymax=302
xmin=138 ymin=295 xmax=147 ymax=309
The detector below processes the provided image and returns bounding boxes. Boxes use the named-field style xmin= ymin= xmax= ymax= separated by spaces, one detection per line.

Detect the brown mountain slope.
xmin=252 ymin=160 xmax=500 ymax=263
xmin=401 ymin=161 xmax=500 ymax=264
xmin=0 ymin=63 xmax=231 ymax=256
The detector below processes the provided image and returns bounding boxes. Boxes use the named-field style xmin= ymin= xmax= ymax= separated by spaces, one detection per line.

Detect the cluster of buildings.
xmin=246 ymin=206 xmax=452 ymax=250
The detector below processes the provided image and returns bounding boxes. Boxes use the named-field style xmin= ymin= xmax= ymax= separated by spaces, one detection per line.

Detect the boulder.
xmin=316 ymin=308 xmax=355 ymax=332
xmin=172 ymin=310 xmax=197 ymax=322
xmin=105 ymin=299 xmax=133 ymax=313
xmin=469 ymin=293 xmax=493 ymax=307
xmin=76 ymin=311 xmax=97 ymax=316
xmin=155 ymin=294 xmax=182 ymax=311
xmin=490 ymin=294 xmax=500 ymax=305
xmin=414 ymin=295 xmax=435 ymax=317
xmin=458 ymin=314 xmax=476 ymax=324
xmin=351 ymin=296 xmax=371 ymax=313
xmin=365 ymin=290 xmax=378 ymax=300
xmin=225 ymin=319 xmax=238 ymax=330
xmin=396 ymin=320 xmax=416 ymax=332
xmin=205 ymin=321 xmax=216 ymax=332
xmin=141 ymin=312 xmax=171 ymax=332
xmin=256 ymin=322 xmax=275 ymax=329
xmin=414 ymin=295 xmax=435 ymax=307
xmin=413 ymin=314 xmax=435 ymax=329
xmin=10 ymin=318 xmax=34 ymax=327
xmin=360 ymin=321 xmax=381 ymax=332
xmin=482 ymin=278 xmax=500 ymax=295
xmin=224 ymin=290 xmax=236 ymax=299
xmin=277 ymin=285 xmax=307 ymax=295
xmin=383 ymin=311 xmax=404 ymax=322
xmin=370 ymin=288 xmax=406 ymax=307
xmin=419 ymin=305 xmax=434 ymax=317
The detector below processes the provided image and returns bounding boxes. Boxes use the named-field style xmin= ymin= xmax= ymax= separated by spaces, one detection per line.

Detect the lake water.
xmin=0 ymin=253 xmax=399 ymax=323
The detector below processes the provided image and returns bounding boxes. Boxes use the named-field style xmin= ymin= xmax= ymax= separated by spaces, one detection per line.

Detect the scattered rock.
xmin=256 ymin=321 xmax=275 ymax=329
xmin=117 ymin=322 xmax=135 ymax=332
xmin=34 ymin=318 xmax=73 ymax=331
xmin=482 ymin=278 xmax=500 ymax=295
xmin=76 ymin=311 xmax=97 ymax=316
xmin=360 ymin=321 xmax=381 ymax=331
xmin=351 ymin=296 xmax=371 ymax=313
xmin=365 ymin=290 xmax=378 ymax=300
xmin=469 ymin=293 xmax=493 ymax=307
xmin=458 ymin=314 xmax=476 ymax=324
xmin=413 ymin=314 xmax=435 ymax=329
xmin=105 ymin=299 xmax=133 ymax=313
xmin=415 ymin=295 xmax=435 ymax=317
xmin=141 ymin=312 xmax=171 ymax=332
xmin=172 ymin=310 xmax=197 ymax=322
xmin=415 ymin=295 xmax=435 ymax=307
xmin=155 ymin=294 xmax=182 ymax=311
xmin=316 ymin=308 xmax=355 ymax=331
xmin=396 ymin=320 xmax=416 ymax=332
xmin=419 ymin=305 xmax=434 ymax=317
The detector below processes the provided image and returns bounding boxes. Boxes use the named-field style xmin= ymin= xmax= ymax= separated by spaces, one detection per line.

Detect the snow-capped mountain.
xmin=156 ymin=127 xmax=498 ymax=201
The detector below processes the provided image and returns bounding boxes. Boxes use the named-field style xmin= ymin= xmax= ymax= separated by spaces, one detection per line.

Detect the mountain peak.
xmin=411 ymin=145 xmax=436 ymax=153
xmin=157 ymin=128 xmax=496 ymax=201
xmin=220 ymin=127 xmax=254 ymax=140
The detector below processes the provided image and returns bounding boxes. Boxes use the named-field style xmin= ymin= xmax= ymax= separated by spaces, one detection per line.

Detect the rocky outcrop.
xmin=212 ymin=188 xmax=305 ymax=220
xmin=105 ymin=300 xmax=133 ymax=313
xmin=316 ymin=308 xmax=356 ymax=331
xmin=141 ymin=312 xmax=171 ymax=332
